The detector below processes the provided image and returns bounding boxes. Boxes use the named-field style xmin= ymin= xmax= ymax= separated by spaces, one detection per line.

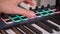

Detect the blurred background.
xmin=20 ymin=0 xmax=56 ymax=9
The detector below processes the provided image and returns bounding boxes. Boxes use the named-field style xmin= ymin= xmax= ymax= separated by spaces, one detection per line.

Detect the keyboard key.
xmin=41 ymin=20 xmax=60 ymax=31
xmin=35 ymin=22 xmax=53 ymax=33
xmin=0 ymin=30 xmax=8 ymax=34
xmin=23 ymin=26 xmax=36 ymax=34
xmin=11 ymin=27 xmax=23 ymax=34
xmin=25 ymin=23 xmax=42 ymax=34
xmin=17 ymin=27 xmax=26 ymax=34
xmin=31 ymin=24 xmax=50 ymax=34
xmin=47 ymin=20 xmax=60 ymax=28
xmin=5 ymin=29 xmax=16 ymax=34
xmin=19 ymin=25 xmax=34 ymax=34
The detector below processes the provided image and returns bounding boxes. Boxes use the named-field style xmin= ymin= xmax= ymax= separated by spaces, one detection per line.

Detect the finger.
xmin=2 ymin=6 xmax=36 ymax=18
xmin=23 ymin=1 xmax=29 ymax=4
xmin=24 ymin=0 xmax=35 ymax=6
xmin=14 ymin=6 xmax=36 ymax=18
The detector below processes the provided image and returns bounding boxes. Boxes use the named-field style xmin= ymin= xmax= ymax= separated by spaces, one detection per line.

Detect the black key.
xmin=11 ymin=27 xmax=23 ymax=34
xmin=0 ymin=30 xmax=8 ymax=34
xmin=49 ymin=18 xmax=60 ymax=25
xmin=41 ymin=20 xmax=60 ymax=31
xmin=25 ymin=24 xmax=42 ymax=34
xmin=19 ymin=25 xmax=34 ymax=34
xmin=35 ymin=22 xmax=53 ymax=33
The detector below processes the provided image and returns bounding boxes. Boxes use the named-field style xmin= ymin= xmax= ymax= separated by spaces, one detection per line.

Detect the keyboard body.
xmin=0 ymin=5 xmax=60 ymax=34
xmin=0 ymin=6 xmax=57 ymax=29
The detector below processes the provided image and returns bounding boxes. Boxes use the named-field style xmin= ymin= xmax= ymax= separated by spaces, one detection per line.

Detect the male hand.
xmin=0 ymin=0 xmax=36 ymax=18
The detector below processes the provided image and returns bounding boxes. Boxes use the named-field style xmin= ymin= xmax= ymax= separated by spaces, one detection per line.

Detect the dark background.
xmin=56 ymin=0 xmax=60 ymax=6
xmin=56 ymin=0 xmax=60 ymax=10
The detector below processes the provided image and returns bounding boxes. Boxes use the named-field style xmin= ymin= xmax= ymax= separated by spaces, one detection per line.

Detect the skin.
xmin=0 ymin=0 xmax=36 ymax=18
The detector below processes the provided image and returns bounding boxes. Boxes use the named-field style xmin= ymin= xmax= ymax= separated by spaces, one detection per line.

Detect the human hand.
xmin=0 ymin=0 xmax=36 ymax=18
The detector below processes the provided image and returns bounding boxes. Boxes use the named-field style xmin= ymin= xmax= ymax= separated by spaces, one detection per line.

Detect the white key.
xmin=5 ymin=29 xmax=16 ymax=34
xmin=47 ymin=20 xmax=60 ymax=34
xmin=52 ymin=30 xmax=60 ymax=34
xmin=24 ymin=25 xmax=36 ymax=34
xmin=17 ymin=27 xmax=26 ymax=34
xmin=0 ymin=33 xmax=1 ymax=34
xmin=31 ymin=24 xmax=51 ymax=34
xmin=47 ymin=20 xmax=60 ymax=28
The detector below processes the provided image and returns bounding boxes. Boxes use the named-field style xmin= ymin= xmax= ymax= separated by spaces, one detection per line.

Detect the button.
xmin=14 ymin=18 xmax=20 ymax=20
xmin=36 ymin=14 xmax=41 ymax=16
xmin=21 ymin=17 xmax=27 ymax=19
xmin=41 ymin=5 xmax=44 ymax=9
xmin=48 ymin=11 xmax=53 ymax=13
xmin=6 ymin=20 xmax=12 ymax=22
xmin=42 ymin=12 xmax=47 ymax=14
xmin=29 ymin=7 xmax=32 ymax=10
xmin=47 ymin=4 xmax=50 ymax=8
xmin=35 ymin=6 xmax=38 ymax=10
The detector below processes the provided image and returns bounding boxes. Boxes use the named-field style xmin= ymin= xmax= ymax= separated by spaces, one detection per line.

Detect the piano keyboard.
xmin=0 ymin=16 xmax=60 ymax=34
xmin=0 ymin=4 xmax=60 ymax=34
xmin=0 ymin=4 xmax=59 ymax=29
